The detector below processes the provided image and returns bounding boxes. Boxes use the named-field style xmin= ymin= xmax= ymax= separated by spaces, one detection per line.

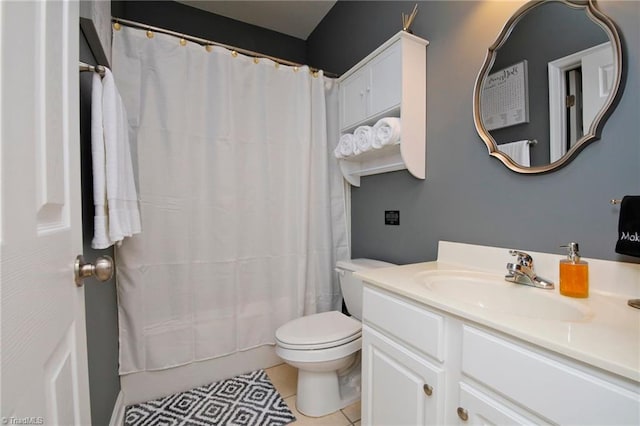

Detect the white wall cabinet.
xmin=340 ymin=41 xmax=402 ymax=130
xmin=361 ymin=285 xmax=640 ymax=426
xmin=337 ymin=31 xmax=428 ymax=186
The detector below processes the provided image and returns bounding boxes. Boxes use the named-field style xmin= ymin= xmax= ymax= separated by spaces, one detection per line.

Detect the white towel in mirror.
xmin=498 ymin=140 xmax=530 ymax=167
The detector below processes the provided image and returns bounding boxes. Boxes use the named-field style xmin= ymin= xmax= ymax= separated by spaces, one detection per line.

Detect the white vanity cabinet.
xmin=361 ymin=285 xmax=640 ymax=426
xmin=361 ymin=286 xmax=445 ymax=425
xmin=337 ymin=31 xmax=428 ymax=186
xmin=362 ymin=327 xmax=444 ymax=425
xmin=456 ymin=382 xmax=542 ymax=425
xmin=460 ymin=325 xmax=640 ymax=425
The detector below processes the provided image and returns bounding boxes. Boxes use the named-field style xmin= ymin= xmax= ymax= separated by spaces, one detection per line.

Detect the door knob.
xmin=74 ymin=255 xmax=114 ymax=286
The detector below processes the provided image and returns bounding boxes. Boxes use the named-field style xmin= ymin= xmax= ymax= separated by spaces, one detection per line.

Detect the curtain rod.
xmin=111 ymin=17 xmax=339 ymax=78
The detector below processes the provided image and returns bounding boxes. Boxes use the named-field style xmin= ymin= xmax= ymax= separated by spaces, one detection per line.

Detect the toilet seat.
xmin=275 ymin=311 xmax=361 ymax=350
xmin=275 ymin=336 xmax=361 ymax=364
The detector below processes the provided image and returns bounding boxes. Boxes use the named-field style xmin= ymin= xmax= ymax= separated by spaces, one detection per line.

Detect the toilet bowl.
xmin=275 ymin=258 xmax=395 ymax=417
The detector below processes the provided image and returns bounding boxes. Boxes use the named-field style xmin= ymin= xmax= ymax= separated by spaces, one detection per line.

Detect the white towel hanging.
xmin=91 ymin=69 xmax=141 ymax=248
xmin=102 ymin=69 xmax=141 ymax=244
xmin=91 ymin=73 xmax=112 ymax=249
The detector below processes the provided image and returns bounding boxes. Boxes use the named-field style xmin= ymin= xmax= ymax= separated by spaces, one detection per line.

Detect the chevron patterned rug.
xmin=124 ymin=369 xmax=296 ymax=426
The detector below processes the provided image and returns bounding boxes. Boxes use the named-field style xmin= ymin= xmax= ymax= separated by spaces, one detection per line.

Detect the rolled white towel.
xmin=334 ymin=133 xmax=356 ymax=158
xmin=354 ymin=125 xmax=374 ymax=153
xmin=373 ymin=117 xmax=402 ymax=147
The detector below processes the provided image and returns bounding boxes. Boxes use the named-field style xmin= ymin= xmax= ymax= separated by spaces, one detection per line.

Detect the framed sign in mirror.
xmin=482 ymin=60 xmax=529 ymax=131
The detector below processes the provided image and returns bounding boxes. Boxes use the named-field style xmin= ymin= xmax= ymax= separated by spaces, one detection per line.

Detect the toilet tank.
xmin=336 ymin=258 xmax=395 ymax=320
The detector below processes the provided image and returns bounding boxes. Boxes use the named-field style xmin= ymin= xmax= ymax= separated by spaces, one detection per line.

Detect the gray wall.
xmin=80 ymin=30 xmax=121 ymax=426
xmin=307 ymin=0 xmax=639 ymax=265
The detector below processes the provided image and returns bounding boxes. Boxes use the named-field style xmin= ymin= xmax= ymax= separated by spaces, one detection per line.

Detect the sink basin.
xmin=415 ymin=270 xmax=591 ymax=321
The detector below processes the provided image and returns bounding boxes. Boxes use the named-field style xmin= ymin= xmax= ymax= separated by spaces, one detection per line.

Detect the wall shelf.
xmin=337 ymin=31 xmax=428 ymax=186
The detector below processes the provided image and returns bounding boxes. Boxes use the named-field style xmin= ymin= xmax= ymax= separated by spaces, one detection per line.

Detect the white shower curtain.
xmin=112 ymin=27 xmax=349 ymax=374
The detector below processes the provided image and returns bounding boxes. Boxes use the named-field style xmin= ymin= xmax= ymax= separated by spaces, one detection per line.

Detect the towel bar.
xmin=79 ymin=61 xmax=107 ymax=77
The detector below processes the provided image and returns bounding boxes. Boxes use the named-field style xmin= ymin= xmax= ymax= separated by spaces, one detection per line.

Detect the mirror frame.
xmin=473 ymin=0 xmax=623 ymax=174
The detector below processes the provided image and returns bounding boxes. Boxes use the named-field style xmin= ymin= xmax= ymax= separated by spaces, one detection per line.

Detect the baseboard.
xmin=121 ymin=344 xmax=282 ymax=406
xmin=109 ymin=391 xmax=125 ymax=426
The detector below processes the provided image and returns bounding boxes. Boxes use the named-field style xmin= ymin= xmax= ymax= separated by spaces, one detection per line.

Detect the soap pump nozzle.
xmin=561 ymin=242 xmax=581 ymax=263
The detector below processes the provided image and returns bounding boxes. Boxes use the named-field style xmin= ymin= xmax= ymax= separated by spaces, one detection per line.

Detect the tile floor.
xmin=265 ymin=363 xmax=361 ymax=426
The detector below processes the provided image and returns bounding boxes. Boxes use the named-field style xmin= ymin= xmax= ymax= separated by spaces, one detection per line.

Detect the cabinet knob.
xmin=457 ymin=407 xmax=469 ymax=421
xmin=422 ymin=383 xmax=433 ymax=396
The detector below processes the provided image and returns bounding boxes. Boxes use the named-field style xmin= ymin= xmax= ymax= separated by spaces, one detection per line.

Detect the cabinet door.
xmin=340 ymin=70 xmax=368 ymax=130
xmin=457 ymin=382 xmax=542 ymax=425
xmin=362 ymin=325 xmax=444 ymax=426
xmin=462 ymin=325 xmax=640 ymax=425
xmin=368 ymin=40 xmax=402 ymax=118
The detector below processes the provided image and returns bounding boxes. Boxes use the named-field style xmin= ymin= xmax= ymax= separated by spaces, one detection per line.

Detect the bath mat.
xmin=124 ymin=369 xmax=296 ymax=426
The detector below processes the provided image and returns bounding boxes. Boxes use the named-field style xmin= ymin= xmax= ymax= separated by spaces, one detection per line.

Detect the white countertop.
xmin=354 ymin=242 xmax=640 ymax=383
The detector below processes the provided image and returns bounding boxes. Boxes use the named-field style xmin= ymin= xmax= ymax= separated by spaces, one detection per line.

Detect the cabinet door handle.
xmin=422 ymin=383 xmax=433 ymax=396
xmin=457 ymin=407 xmax=469 ymax=421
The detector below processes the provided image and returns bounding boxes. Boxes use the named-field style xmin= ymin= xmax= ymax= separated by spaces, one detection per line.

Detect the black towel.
xmin=615 ymin=195 xmax=640 ymax=257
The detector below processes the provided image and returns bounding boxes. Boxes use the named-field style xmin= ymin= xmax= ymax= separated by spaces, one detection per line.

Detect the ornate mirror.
xmin=473 ymin=0 xmax=623 ymax=173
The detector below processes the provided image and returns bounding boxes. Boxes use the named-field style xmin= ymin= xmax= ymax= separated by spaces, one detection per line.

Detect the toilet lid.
xmin=275 ymin=311 xmax=361 ymax=350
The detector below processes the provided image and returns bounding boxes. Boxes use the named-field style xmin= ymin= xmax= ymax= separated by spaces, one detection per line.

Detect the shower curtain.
xmin=112 ymin=26 xmax=349 ymax=374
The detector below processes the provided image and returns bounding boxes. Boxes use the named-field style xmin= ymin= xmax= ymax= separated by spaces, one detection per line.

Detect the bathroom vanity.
xmin=356 ymin=242 xmax=640 ymax=425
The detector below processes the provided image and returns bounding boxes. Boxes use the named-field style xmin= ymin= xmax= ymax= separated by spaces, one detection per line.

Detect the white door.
xmin=581 ymin=42 xmax=614 ymax=135
xmin=361 ymin=325 xmax=444 ymax=426
xmin=548 ymin=41 xmax=613 ymax=162
xmin=1 ymin=1 xmax=91 ymax=425
xmin=567 ymin=68 xmax=583 ymax=146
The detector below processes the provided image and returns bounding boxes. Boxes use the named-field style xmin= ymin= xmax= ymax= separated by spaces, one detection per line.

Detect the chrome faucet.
xmin=505 ymin=250 xmax=554 ymax=289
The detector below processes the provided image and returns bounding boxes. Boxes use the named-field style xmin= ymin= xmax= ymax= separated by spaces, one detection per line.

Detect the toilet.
xmin=275 ymin=258 xmax=395 ymax=417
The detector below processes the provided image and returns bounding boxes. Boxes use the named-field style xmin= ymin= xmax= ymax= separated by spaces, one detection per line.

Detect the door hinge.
xmin=566 ymin=94 xmax=576 ymax=108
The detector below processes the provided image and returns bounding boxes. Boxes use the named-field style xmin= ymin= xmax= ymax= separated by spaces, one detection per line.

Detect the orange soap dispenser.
xmin=559 ymin=242 xmax=589 ymax=298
